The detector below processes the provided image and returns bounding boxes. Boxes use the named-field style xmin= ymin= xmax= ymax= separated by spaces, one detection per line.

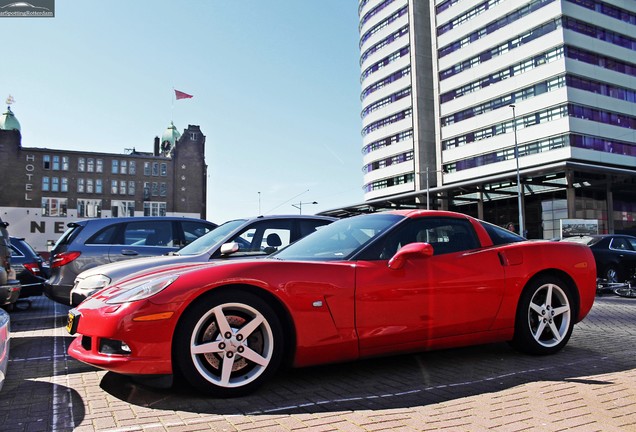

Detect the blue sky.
xmin=1 ymin=0 xmax=364 ymax=223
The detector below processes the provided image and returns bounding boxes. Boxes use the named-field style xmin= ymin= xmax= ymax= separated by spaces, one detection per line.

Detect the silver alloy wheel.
xmin=189 ymin=302 xmax=274 ymax=388
xmin=606 ymin=267 xmax=618 ymax=283
xmin=527 ymin=283 xmax=571 ymax=348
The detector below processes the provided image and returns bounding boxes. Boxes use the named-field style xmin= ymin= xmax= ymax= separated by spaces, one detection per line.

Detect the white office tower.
xmin=357 ymin=0 xmax=636 ymax=238
xmin=360 ymin=0 xmax=437 ymax=202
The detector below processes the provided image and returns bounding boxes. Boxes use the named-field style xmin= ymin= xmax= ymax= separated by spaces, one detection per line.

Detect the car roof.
xmin=66 ymin=216 xmax=217 ymax=227
xmin=235 ymin=215 xmax=337 ymax=221
xmin=74 ymin=216 xmax=214 ymax=222
xmin=566 ymin=234 xmax=636 ymax=240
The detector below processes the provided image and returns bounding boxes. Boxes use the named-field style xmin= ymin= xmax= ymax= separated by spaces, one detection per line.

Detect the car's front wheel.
xmin=173 ymin=290 xmax=284 ymax=397
xmin=512 ymin=276 xmax=575 ymax=355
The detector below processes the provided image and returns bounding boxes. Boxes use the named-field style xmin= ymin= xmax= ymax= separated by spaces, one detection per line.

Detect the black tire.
xmin=511 ymin=276 xmax=575 ymax=355
xmin=173 ymin=290 xmax=284 ymax=397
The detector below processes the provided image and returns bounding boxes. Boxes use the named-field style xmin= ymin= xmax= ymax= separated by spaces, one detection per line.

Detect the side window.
xmin=123 ymin=221 xmax=174 ymax=247
xmin=229 ymin=220 xmax=293 ymax=256
xmin=364 ymin=217 xmax=480 ymax=260
xmin=181 ymin=221 xmax=214 ymax=246
xmin=87 ymin=225 xmax=119 ymax=245
xmin=611 ymin=238 xmax=629 ymax=250
xmin=260 ymin=227 xmax=291 ymax=253
xmin=479 ymin=221 xmax=524 ymax=245
xmin=428 ymin=220 xmax=480 ymax=255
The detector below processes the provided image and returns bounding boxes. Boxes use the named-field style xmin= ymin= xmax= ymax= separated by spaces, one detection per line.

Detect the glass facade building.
xmin=353 ymin=0 xmax=636 ymax=238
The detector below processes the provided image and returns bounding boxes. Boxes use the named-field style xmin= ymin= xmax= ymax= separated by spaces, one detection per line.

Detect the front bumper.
xmin=67 ymin=299 xmax=179 ymax=375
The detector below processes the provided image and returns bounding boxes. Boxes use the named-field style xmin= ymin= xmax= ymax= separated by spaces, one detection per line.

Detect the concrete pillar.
xmin=566 ymin=169 xmax=576 ymax=219
xmin=607 ymin=175 xmax=614 ymax=234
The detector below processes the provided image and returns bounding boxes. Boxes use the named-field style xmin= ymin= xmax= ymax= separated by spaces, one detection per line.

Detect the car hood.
xmin=75 ymin=253 xmax=207 ymax=284
xmin=80 ymin=258 xmax=263 ymax=307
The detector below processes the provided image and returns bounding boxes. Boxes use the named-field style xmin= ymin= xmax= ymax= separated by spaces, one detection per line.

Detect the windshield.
xmin=274 ymin=213 xmax=403 ymax=261
xmin=177 ymin=219 xmax=247 ymax=255
xmin=52 ymin=224 xmax=83 ymax=251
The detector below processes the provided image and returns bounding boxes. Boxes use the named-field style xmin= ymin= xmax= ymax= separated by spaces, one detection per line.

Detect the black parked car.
xmin=563 ymin=234 xmax=636 ymax=283
xmin=10 ymin=237 xmax=49 ymax=298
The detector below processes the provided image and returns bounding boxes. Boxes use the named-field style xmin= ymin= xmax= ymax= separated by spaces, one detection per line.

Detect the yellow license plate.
xmin=66 ymin=310 xmax=79 ymax=335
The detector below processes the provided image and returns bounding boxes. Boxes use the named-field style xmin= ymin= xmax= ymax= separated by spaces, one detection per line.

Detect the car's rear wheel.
xmin=173 ymin=290 xmax=284 ymax=397
xmin=512 ymin=276 xmax=575 ymax=355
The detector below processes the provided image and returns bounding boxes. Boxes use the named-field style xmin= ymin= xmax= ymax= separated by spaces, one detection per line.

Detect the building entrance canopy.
xmin=320 ymin=161 xmax=636 ymax=239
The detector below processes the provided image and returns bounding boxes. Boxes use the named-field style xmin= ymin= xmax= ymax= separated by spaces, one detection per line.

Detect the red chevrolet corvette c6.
xmin=67 ymin=210 xmax=596 ymax=396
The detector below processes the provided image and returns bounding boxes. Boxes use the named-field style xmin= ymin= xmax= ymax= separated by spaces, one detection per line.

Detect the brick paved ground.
xmin=0 ymin=295 xmax=635 ymax=431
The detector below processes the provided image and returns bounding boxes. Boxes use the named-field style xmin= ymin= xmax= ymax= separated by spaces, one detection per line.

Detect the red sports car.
xmin=67 ymin=210 xmax=597 ymax=397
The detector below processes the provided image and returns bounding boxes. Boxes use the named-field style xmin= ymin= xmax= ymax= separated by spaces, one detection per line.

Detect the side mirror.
xmin=219 ymin=241 xmax=240 ymax=256
xmin=388 ymin=242 xmax=434 ymax=270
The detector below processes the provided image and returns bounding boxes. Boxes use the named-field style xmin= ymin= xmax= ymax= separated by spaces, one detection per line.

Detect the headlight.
xmin=75 ymin=274 xmax=111 ymax=292
xmin=105 ymin=274 xmax=179 ymax=304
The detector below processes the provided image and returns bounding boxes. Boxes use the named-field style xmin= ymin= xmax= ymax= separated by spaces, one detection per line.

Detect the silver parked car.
xmin=70 ymin=215 xmax=336 ymax=306
xmin=45 ymin=217 xmax=217 ymax=305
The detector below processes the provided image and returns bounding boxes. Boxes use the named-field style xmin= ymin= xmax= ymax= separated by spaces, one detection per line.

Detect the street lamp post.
xmin=291 ymin=201 xmax=317 ymax=215
xmin=426 ymin=166 xmax=431 ymax=210
xmin=422 ymin=167 xmax=445 ymax=210
xmin=509 ymin=104 xmax=524 ymax=236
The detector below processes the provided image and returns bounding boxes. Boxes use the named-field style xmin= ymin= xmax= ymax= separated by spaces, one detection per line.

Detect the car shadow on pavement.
xmin=1 ymin=335 xmax=86 ymax=431
xmin=1 ymin=297 xmax=87 ymax=431
xmin=0 ymin=378 xmax=85 ymax=431
xmin=7 ymin=295 xmax=71 ymax=333
xmin=98 ymin=337 xmax=628 ymax=416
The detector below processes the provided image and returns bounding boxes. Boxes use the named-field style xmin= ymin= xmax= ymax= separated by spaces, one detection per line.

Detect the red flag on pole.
xmin=174 ymin=89 xmax=193 ymax=100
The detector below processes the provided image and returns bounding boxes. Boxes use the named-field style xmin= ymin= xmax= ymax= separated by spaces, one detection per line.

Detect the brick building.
xmin=0 ymin=105 xmax=208 ymax=252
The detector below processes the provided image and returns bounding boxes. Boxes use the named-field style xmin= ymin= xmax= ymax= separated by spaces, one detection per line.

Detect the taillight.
xmin=23 ymin=262 xmax=42 ymax=276
xmin=51 ymin=251 xmax=81 ymax=268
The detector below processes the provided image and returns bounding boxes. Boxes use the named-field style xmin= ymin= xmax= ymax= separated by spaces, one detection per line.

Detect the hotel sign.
xmin=25 ymin=154 xmax=35 ymax=201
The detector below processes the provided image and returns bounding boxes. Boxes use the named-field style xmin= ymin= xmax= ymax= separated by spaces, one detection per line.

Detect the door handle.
xmin=121 ymin=250 xmax=139 ymax=256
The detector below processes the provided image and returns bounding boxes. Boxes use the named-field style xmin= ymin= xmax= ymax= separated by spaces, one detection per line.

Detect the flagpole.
xmin=171 ymin=87 xmax=175 ymax=123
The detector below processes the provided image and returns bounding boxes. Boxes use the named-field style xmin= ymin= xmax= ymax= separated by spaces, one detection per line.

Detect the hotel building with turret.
xmin=0 ymin=104 xmax=208 ymax=252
